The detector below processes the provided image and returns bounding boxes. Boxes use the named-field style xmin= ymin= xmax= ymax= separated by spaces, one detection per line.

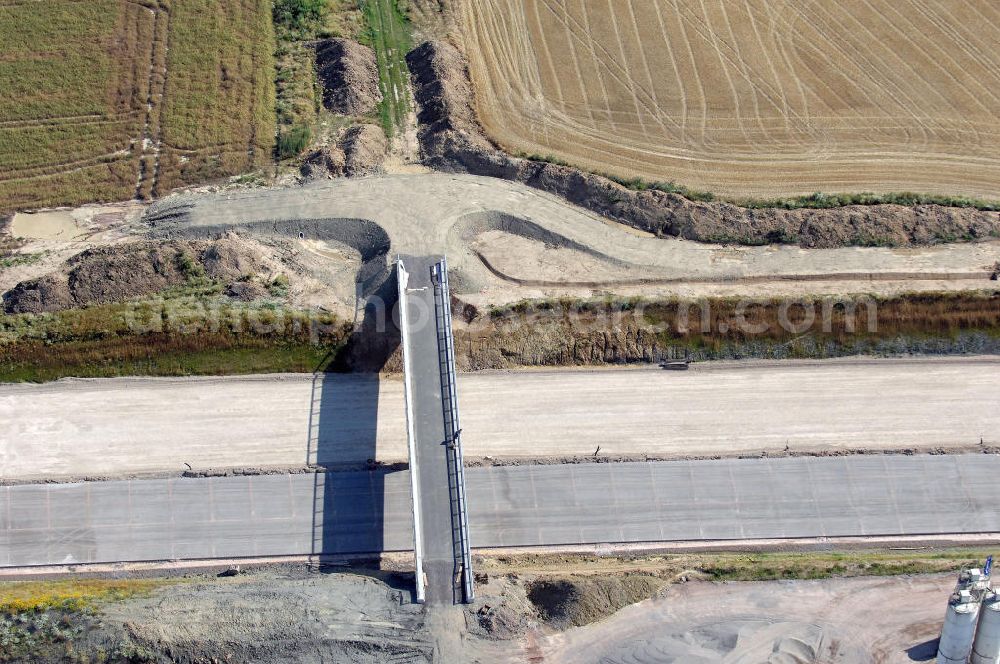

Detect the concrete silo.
xmin=939 ymin=589 xmax=982 ymax=664
xmin=972 ymin=591 xmax=1000 ymax=664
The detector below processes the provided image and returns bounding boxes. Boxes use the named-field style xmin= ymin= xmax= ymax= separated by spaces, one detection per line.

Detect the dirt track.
xmin=3 ymin=357 xmax=997 ymax=481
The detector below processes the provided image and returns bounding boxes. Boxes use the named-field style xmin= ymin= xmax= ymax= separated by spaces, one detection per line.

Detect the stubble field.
xmin=0 ymin=0 xmax=276 ymax=213
xmin=460 ymin=0 xmax=1000 ymax=200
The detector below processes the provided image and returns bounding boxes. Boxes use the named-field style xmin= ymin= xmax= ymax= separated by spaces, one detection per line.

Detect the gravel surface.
xmin=143 ymin=173 xmax=1000 ymax=304
xmin=529 ymin=574 xmax=952 ymax=664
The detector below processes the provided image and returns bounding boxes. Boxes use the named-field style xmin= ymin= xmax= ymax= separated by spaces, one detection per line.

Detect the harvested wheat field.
xmin=0 ymin=0 xmax=275 ymax=213
xmin=460 ymin=0 xmax=1000 ymax=200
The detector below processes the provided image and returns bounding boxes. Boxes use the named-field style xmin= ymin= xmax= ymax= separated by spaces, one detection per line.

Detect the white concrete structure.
xmin=939 ymin=589 xmax=981 ymax=664
xmin=972 ymin=591 xmax=1000 ymax=664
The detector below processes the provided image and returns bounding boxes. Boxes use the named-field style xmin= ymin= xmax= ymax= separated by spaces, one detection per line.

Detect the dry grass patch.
xmin=0 ymin=0 xmax=148 ymax=211
xmin=461 ymin=0 xmax=1000 ymax=199
xmin=154 ymin=0 xmax=276 ymax=193
xmin=0 ymin=579 xmax=172 ymax=615
xmin=0 ymin=0 xmax=275 ymax=213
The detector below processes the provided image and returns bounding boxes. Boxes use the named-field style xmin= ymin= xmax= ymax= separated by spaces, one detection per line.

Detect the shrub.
xmin=175 ymin=251 xmax=205 ymax=280
xmin=268 ymin=274 xmax=291 ymax=297
xmin=276 ymin=125 xmax=312 ymax=159
xmin=273 ymin=0 xmax=328 ymax=32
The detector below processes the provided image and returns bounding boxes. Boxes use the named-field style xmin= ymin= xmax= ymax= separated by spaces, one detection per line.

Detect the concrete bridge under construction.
xmin=397 ymin=256 xmax=473 ymax=605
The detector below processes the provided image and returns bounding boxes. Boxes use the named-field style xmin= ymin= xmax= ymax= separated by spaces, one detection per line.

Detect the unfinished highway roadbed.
xmin=4 ymin=454 xmax=1000 ymax=568
xmin=2 ymin=357 xmax=998 ymax=481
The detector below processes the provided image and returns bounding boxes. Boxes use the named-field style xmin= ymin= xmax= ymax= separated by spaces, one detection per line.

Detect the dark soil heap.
xmin=302 ymin=124 xmax=388 ymax=179
xmin=3 ymin=238 xmax=268 ymax=314
xmin=405 ymin=40 xmax=1000 ymax=249
xmin=315 ymin=38 xmax=383 ymax=116
xmin=527 ymin=576 xmax=664 ymax=629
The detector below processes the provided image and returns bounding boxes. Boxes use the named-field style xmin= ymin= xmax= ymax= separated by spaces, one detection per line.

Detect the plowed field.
xmin=461 ymin=0 xmax=1000 ymax=199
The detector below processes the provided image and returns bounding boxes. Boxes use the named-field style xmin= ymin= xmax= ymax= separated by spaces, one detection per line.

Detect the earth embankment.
xmin=406 ymin=40 xmax=1000 ymax=249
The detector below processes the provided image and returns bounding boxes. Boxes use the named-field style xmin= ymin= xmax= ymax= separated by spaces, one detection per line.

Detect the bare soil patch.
xmin=532 ymin=575 xmax=947 ymax=664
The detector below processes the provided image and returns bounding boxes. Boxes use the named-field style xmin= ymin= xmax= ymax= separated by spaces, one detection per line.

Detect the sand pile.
xmin=527 ymin=575 xmax=664 ymax=629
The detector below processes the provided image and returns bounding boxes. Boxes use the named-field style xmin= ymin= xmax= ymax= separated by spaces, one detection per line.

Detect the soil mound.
xmin=316 ymin=38 xmax=382 ymax=116
xmin=302 ymin=143 xmax=348 ymax=179
xmin=3 ymin=238 xmax=269 ymax=314
xmin=302 ymin=124 xmax=387 ymax=179
xmin=406 ymin=40 xmax=1000 ymax=248
xmin=2 ymin=274 xmax=74 ymax=313
xmin=342 ymin=124 xmax=388 ymax=176
xmin=100 ymin=573 xmax=432 ymax=664
xmin=467 ymin=601 xmax=528 ymax=640
xmin=527 ymin=575 xmax=664 ymax=629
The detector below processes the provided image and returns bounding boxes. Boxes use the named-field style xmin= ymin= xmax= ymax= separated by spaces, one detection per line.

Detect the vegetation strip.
xmin=0 ymin=579 xmax=172 ymax=615
xmin=459 ymin=291 xmax=1000 ymax=368
xmin=522 ymin=153 xmax=1000 ymax=212
xmin=362 ymin=0 xmax=411 ymax=137
xmin=479 ymin=549 xmax=997 ymax=584
xmin=1 ymin=290 xmax=997 ymax=382
xmin=272 ymin=0 xmax=329 ymax=160
xmin=0 ymin=296 xmax=348 ymax=382
xmin=0 ymin=578 xmax=178 ymax=663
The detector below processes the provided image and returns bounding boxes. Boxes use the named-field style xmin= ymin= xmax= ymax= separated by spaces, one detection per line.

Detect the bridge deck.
xmin=398 ymin=256 xmax=473 ymax=605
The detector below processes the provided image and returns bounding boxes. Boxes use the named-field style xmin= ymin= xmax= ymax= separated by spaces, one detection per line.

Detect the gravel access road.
xmin=147 ymin=174 xmax=1000 ymax=302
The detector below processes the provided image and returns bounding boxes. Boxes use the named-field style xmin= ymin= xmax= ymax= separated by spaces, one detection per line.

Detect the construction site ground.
xmin=146 ymin=174 xmax=1000 ymax=306
xmin=1 ymin=149 xmax=997 ymax=664
xmin=0 ymin=561 xmax=963 ymax=664
xmin=3 ymin=10 xmax=999 ymax=660
xmin=2 ymin=357 xmax=997 ymax=481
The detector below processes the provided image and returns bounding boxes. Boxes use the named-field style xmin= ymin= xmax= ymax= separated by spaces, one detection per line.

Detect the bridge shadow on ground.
xmin=308 ymin=269 xmax=409 ymax=591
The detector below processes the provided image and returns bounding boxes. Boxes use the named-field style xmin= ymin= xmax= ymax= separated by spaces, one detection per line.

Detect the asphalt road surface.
xmin=2 ymin=358 xmax=998 ymax=480
xmin=3 ymin=455 xmax=1000 ymax=568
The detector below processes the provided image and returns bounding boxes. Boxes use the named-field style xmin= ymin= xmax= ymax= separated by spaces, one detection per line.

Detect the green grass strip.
xmin=362 ymin=0 xmax=411 ymax=137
